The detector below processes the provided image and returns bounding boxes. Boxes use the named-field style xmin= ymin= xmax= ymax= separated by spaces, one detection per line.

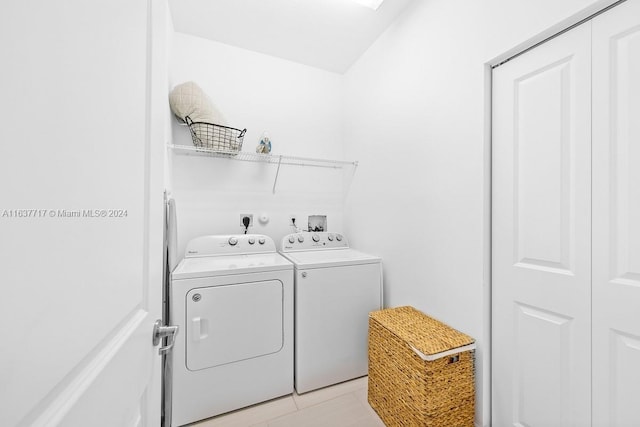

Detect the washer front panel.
xmin=294 ymin=263 xmax=382 ymax=393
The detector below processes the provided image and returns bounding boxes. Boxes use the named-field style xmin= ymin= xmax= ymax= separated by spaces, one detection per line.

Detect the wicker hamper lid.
xmin=370 ymin=306 xmax=475 ymax=361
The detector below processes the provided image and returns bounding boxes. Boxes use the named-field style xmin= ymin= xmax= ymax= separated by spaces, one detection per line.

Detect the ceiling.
xmin=168 ymin=0 xmax=415 ymax=74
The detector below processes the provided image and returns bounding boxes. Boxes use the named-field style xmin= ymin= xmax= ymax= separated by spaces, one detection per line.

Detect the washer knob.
xmin=288 ymin=236 xmax=295 ymax=244
xmin=298 ymin=235 xmax=305 ymax=243
xmin=228 ymin=237 xmax=238 ymax=246
xmin=327 ymin=234 xmax=334 ymax=241
xmin=258 ymin=237 xmax=266 ymax=245
xmin=312 ymin=234 xmax=320 ymax=242
xmin=336 ymin=235 xmax=343 ymax=242
xmin=248 ymin=237 xmax=256 ymax=245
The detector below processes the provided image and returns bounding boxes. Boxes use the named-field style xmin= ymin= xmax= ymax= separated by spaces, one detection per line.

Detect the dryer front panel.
xmin=185 ymin=280 xmax=284 ymax=371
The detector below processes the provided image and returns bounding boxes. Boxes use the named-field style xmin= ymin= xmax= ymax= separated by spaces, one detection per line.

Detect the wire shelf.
xmin=168 ymin=144 xmax=358 ymax=169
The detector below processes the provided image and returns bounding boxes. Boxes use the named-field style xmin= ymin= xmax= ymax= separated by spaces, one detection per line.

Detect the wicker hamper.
xmin=368 ymin=306 xmax=476 ymax=427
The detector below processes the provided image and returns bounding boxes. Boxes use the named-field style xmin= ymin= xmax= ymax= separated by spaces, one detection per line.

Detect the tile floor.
xmin=189 ymin=376 xmax=386 ymax=427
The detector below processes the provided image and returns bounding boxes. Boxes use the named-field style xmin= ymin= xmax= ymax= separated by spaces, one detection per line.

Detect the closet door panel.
xmin=492 ymin=23 xmax=592 ymax=427
xmin=593 ymin=1 xmax=640 ymax=425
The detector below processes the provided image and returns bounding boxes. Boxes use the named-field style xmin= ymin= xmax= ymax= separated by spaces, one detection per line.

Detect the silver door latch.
xmin=152 ymin=320 xmax=179 ymax=356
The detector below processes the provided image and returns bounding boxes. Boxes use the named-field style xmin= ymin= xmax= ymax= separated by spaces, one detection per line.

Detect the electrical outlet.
xmin=240 ymin=214 xmax=253 ymax=227
xmin=289 ymin=215 xmax=297 ymax=227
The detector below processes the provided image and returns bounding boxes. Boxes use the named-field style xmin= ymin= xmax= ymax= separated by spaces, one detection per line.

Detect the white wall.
xmin=170 ymin=33 xmax=347 ymax=256
xmin=342 ymin=0 xmax=616 ymax=425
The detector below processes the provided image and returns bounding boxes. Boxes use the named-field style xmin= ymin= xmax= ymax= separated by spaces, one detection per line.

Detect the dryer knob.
xmin=312 ymin=234 xmax=320 ymax=242
xmin=248 ymin=237 xmax=256 ymax=245
xmin=336 ymin=235 xmax=343 ymax=242
xmin=327 ymin=234 xmax=334 ymax=241
xmin=228 ymin=237 xmax=238 ymax=246
xmin=288 ymin=236 xmax=295 ymax=244
xmin=258 ymin=237 xmax=266 ymax=245
xmin=297 ymin=235 xmax=305 ymax=243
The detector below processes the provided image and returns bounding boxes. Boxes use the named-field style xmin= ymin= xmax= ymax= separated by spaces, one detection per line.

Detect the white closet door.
xmin=0 ymin=0 xmax=166 ymax=425
xmin=492 ymin=23 xmax=592 ymax=426
xmin=592 ymin=1 xmax=640 ymax=426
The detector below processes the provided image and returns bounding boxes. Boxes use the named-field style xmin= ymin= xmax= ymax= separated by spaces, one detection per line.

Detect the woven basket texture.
xmin=368 ymin=306 xmax=475 ymax=427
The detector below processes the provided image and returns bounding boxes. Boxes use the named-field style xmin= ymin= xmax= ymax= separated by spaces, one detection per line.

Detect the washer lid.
xmin=172 ymin=253 xmax=293 ymax=280
xmin=280 ymin=248 xmax=381 ymax=269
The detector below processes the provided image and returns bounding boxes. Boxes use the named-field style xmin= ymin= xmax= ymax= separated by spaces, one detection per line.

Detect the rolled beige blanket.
xmin=169 ymin=81 xmax=227 ymax=125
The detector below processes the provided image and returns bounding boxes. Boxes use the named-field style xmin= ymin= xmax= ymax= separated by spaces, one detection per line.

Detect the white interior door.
xmin=0 ymin=0 xmax=168 ymax=426
xmin=592 ymin=1 xmax=640 ymax=425
xmin=492 ymin=23 xmax=592 ymax=426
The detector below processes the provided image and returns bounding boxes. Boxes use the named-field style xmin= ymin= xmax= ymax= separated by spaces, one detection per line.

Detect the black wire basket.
xmin=185 ymin=116 xmax=246 ymax=154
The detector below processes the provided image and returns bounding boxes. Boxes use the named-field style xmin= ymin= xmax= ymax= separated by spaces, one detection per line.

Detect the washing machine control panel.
xmin=281 ymin=232 xmax=349 ymax=252
xmin=185 ymin=234 xmax=276 ymax=257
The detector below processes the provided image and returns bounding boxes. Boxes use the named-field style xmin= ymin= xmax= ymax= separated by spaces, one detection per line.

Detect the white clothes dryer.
xmin=280 ymin=232 xmax=382 ymax=394
xmin=170 ymin=234 xmax=293 ymax=426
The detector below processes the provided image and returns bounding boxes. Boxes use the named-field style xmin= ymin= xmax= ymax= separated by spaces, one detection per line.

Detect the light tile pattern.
xmin=189 ymin=376 xmax=385 ymax=427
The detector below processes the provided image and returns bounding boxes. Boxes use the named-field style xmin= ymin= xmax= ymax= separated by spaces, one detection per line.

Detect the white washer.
xmin=170 ymin=234 xmax=293 ymax=426
xmin=280 ymin=232 xmax=383 ymax=394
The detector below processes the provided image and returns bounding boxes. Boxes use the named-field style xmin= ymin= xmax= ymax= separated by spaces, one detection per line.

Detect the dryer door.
xmin=185 ymin=280 xmax=284 ymax=371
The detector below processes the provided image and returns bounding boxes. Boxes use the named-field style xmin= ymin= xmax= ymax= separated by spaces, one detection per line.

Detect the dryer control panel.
xmin=281 ymin=232 xmax=349 ymax=252
xmin=185 ymin=234 xmax=276 ymax=258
